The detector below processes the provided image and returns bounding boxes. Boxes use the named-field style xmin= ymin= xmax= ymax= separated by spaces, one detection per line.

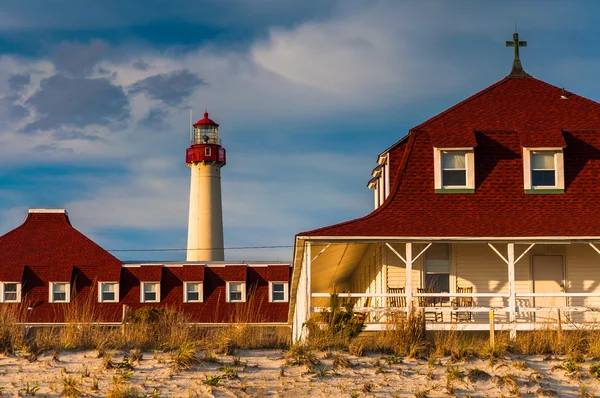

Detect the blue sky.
xmin=1 ymin=0 xmax=600 ymax=261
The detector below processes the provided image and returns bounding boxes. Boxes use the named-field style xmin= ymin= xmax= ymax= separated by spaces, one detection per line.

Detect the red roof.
xmin=193 ymin=112 xmax=219 ymax=127
xmin=181 ymin=264 xmax=205 ymax=281
xmin=299 ymin=75 xmax=600 ymax=238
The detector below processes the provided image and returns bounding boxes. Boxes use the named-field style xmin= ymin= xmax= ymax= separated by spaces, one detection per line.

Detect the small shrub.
xmin=61 ymin=375 xmax=81 ymax=397
xmin=590 ymin=363 xmax=600 ymax=380
xmin=446 ymin=365 xmax=464 ymax=383
xmin=171 ymin=342 xmax=200 ymax=371
xmin=285 ymin=345 xmax=319 ymax=367
xmin=384 ymin=353 xmax=402 ymax=365
xmin=19 ymin=381 xmax=40 ymax=396
xmin=220 ymin=365 xmax=238 ymax=379
xmin=204 ymin=374 xmax=222 ymax=386
xmin=333 ymin=353 xmax=352 ymax=369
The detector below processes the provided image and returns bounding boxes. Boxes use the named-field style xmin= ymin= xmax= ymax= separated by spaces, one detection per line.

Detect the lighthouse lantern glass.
xmin=193 ymin=125 xmax=219 ymax=145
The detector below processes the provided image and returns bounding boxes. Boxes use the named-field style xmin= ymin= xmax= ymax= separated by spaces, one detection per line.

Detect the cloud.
xmin=0 ymin=99 xmax=29 ymax=120
xmin=24 ymin=74 xmax=130 ymax=132
xmin=139 ymin=107 xmax=168 ymax=128
xmin=132 ymin=60 xmax=150 ymax=70
xmin=55 ymin=40 xmax=111 ymax=76
xmin=128 ymin=69 xmax=204 ymax=106
xmin=8 ymin=73 xmax=30 ymax=92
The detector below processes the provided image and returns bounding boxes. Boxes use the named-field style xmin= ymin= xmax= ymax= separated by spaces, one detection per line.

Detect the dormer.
xmin=519 ymin=130 xmax=566 ymax=194
xmin=367 ymin=153 xmax=390 ymax=208
xmin=430 ymin=130 xmax=477 ymax=193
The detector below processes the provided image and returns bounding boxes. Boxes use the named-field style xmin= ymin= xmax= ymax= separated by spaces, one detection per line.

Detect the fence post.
xmin=489 ymin=310 xmax=495 ymax=350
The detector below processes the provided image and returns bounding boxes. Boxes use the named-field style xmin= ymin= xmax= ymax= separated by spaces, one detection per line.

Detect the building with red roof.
xmin=0 ymin=209 xmax=290 ymax=325
xmin=291 ymin=33 xmax=600 ymax=341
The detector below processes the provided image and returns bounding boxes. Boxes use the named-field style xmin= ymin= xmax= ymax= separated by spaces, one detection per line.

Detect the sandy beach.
xmin=0 ymin=348 xmax=597 ymax=397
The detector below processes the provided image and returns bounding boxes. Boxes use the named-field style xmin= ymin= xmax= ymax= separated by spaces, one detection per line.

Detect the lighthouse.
xmin=186 ymin=112 xmax=226 ymax=261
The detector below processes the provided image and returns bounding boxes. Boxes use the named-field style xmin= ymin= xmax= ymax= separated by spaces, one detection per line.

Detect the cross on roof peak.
xmin=505 ymin=31 xmax=530 ymax=78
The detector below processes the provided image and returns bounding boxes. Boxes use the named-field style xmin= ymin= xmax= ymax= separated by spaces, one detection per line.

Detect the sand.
xmin=0 ymin=349 xmax=597 ymax=397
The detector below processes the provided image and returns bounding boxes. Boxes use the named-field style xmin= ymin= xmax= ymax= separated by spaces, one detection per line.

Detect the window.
xmin=269 ymin=282 xmax=288 ymax=302
xmin=98 ymin=282 xmax=118 ymax=303
xmin=424 ymin=244 xmax=450 ymax=299
xmin=141 ymin=282 xmax=160 ymax=303
xmin=50 ymin=283 xmax=70 ymax=303
xmin=184 ymin=282 xmax=203 ymax=303
xmin=442 ymin=151 xmax=467 ymax=187
xmin=226 ymin=282 xmax=246 ymax=303
xmin=2 ymin=283 xmax=20 ymax=302
xmin=522 ymin=148 xmax=564 ymax=192
xmin=433 ymin=148 xmax=475 ymax=192
xmin=205 ymin=147 xmax=212 ymax=156
xmin=531 ymin=152 xmax=556 ymax=187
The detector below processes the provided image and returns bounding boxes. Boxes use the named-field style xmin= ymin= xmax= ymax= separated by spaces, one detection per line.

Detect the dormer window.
xmin=434 ymin=148 xmax=475 ymax=193
xmin=523 ymin=148 xmax=564 ymax=193
xmin=442 ymin=151 xmax=467 ymax=186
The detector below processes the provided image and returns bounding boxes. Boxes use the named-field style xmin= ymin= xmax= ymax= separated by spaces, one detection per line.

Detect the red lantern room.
xmin=186 ymin=112 xmax=226 ymax=165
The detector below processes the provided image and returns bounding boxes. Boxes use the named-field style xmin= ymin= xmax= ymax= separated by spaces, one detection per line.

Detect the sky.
xmin=1 ymin=0 xmax=600 ymax=262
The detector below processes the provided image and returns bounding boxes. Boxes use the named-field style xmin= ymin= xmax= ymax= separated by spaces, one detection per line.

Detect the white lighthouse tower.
xmin=186 ymin=111 xmax=226 ymax=261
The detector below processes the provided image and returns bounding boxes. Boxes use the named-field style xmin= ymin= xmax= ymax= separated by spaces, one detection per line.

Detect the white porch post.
xmin=406 ymin=242 xmax=413 ymax=313
xmin=507 ymin=242 xmax=517 ymax=339
xmin=303 ymin=242 xmax=312 ymax=341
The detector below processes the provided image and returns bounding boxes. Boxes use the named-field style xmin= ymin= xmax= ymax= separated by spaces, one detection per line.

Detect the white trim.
xmin=226 ymin=281 xmax=246 ymax=303
xmin=140 ymin=282 xmax=160 ymax=303
xmin=0 ymin=282 xmax=21 ymax=303
xmin=28 ymin=209 xmax=66 ymax=214
xmin=298 ymin=236 xmax=600 ymax=242
xmin=49 ymin=282 xmax=70 ymax=303
xmin=183 ymin=281 xmax=203 ymax=303
xmin=98 ymin=282 xmax=119 ymax=303
xmin=433 ymin=148 xmax=475 ymax=190
xmin=269 ymin=281 xmax=289 ymax=302
xmin=523 ymin=148 xmax=564 ymax=190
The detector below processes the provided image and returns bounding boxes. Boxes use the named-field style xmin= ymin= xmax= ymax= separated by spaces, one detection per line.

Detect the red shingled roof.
xmin=300 ymin=75 xmax=600 ymax=238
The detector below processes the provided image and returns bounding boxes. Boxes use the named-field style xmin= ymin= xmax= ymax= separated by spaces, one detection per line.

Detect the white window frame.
xmin=523 ymin=148 xmax=564 ymax=191
xmin=0 ymin=282 xmax=21 ymax=303
xmin=140 ymin=282 xmax=160 ymax=303
xmin=433 ymin=148 xmax=475 ymax=191
xmin=98 ymin=282 xmax=119 ymax=303
xmin=269 ymin=281 xmax=289 ymax=303
xmin=205 ymin=147 xmax=212 ymax=156
xmin=226 ymin=281 xmax=246 ymax=303
xmin=49 ymin=282 xmax=71 ymax=303
xmin=183 ymin=282 xmax=203 ymax=303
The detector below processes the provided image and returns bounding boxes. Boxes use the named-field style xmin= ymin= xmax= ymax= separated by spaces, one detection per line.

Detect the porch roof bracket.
xmin=412 ymin=242 xmax=433 ymax=263
xmin=488 ymin=243 xmax=509 ymax=265
xmin=589 ymin=243 xmax=600 ymax=256
xmin=385 ymin=242 xmax=407 ymax=264
xmin=311 ymin=243 xmax=331 ymax=263
xmin=515 ymin=243 xmax=535 ymax=264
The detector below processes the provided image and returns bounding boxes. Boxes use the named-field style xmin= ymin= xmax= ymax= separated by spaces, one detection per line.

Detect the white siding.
xmin=566 ymin=244 xmax=600 ymax=322
xmin=350 ymin=244 xmax=385 ymax=308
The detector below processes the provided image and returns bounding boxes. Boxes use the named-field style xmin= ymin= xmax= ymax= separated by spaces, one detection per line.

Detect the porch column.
xmin=303 ymin=242 xmax=312 ymax=340
xmin=405 ymin=242 xmax=413 ymax=313
xmin=507 ymin=243 xmax=516 ymax=339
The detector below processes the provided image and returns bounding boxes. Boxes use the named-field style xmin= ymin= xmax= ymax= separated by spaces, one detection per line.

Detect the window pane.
xmin=425 ymin=244 xmax=450 ymax=273
xmin=272 ymin=283 xmax=285 ymax=301
xmin=54 ymin=284 xmax=66 ymax=294
xmin=144 ymin=283 xmax=156 ymax=293
xmin=102 ymin=292 xmax=115 ymax=301
xmin=531 ymin=152 xmax=555 ymax=169
xmin=102 ymin=283 xmax=114 ymax=293
xmin=229 ymin=283 xmax=243 ymax=301
xmin=186 ymin=283 xmax=200 ymax=301
xmin=425 ymin=274 xmax=450 ymax=293
xmin=442 ymin=170 xmax=466 ymax=186
xmin=532 ymin=170 xmax=555 ymax=186
xmin=187 ymin=292 xmax=199 ymax=301
xmin=144 ymin=292 xmax=156 ymax=301
xmin=442 ymin=152 xmax=466 ymax=169
xmin=4 ymin=284 xmax=17 ymax=301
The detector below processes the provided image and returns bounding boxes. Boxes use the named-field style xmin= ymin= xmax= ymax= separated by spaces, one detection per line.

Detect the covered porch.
xmin=290 ymin=238 xmax=600 ymax=341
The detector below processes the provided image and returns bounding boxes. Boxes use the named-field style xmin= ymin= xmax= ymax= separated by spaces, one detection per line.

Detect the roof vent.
xmin=561 ymin=88 xmax=568 ymax=100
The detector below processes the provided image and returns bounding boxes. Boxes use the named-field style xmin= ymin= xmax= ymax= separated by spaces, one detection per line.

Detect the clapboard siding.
xmin=566 ymin=244 xmax=600 ymax=322
xmin=350 ymin=244 xmax=385 ymax=307
xmin=385 ymin=243 xmax=423 ymax=292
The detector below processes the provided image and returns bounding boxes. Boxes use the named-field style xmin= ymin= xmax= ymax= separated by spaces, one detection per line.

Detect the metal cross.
xmin=506 ymin=32 xmax=527 ymax=61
